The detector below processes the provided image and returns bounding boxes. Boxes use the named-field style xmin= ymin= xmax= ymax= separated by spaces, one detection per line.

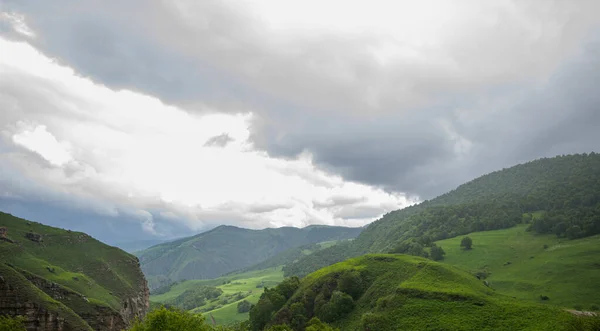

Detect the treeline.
xmin=283 ymin=153 xmax=600 ymax=277
xmin=165 ymin=286 xmax=223 ymax=311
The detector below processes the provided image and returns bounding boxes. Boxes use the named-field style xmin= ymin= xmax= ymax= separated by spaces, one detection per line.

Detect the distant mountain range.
xmin=136 ymin=224 xmax=363 ymax=289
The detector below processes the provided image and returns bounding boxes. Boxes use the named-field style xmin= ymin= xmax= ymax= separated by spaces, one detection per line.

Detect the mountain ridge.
xmin=137 ymin=224 xmax=363 ymax=289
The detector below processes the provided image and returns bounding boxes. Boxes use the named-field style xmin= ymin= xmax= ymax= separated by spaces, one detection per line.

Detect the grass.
xmin=151 ymin=267 xmax=284 ymax=325
xmin=0 ymin=212 xmax=147 ymax=328
xmin=287 ymin=254 xmax=589 ymax=330
xmin=434 ymin=224 xmax=600 ymax=310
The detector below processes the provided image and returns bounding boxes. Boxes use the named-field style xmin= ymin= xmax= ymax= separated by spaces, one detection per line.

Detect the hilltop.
xmin=284 ymin=153 xmax=600 ymax=277
xmin=136 ymin=224 xmax=362 ymax=289
xmin=0 ymin=212 xmax=149 ymax=330
xmin=249 ymin=254 xmax=593 ymax=330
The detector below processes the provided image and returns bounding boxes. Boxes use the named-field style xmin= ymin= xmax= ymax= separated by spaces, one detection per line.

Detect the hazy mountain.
xmin=136 ymin=224 xmax=362 ymax=289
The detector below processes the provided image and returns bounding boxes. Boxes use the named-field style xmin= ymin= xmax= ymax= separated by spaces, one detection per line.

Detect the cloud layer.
xmin=0 ymin=38 xmax=414 ymax=242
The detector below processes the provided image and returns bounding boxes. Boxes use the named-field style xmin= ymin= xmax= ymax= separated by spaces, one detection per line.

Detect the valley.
xmin=2 ymin=154 xmax=600 ymax=330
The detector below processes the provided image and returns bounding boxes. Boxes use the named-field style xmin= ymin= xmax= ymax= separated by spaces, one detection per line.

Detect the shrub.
xmin=539 ymin=295 xmax=550 ymax=301
xmin=591 ymin=304 xmax=599 ymax=311
xmin=128 ymin=306 xmax=212 ymax=331
xmin=0 ymin=315 xmax=26 ymax=331
xmin=543 ymin=244 xmax=549 ymax=249
xmin=237 ymin=300 xmax=253 ymax=313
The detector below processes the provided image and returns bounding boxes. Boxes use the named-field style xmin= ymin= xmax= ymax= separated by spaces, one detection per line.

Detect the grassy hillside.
xmin=0 ymin=211 xmax=148 ymax=329
xmin=251 ymin=254 xmax=596 ymax=331
xmin=434 ymin=225 xmax=600 ymax=310
xmin=137 ymin=224 xmax=361 ymax=289
xmin=151 ymin=267 xmax=284 ymax=325
xmin=285 ymin=153 xmax=600 ymax=277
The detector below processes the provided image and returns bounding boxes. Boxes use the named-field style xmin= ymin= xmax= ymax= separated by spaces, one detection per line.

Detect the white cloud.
xmin=0 ymin=38 xmax=417 ymax=233
xmin=12 ymin=124 xmax=73 ymax=166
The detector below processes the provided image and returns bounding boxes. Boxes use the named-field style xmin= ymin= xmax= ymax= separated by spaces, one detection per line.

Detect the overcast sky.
xmin=1 ymin=0 xmax=599 ymax=244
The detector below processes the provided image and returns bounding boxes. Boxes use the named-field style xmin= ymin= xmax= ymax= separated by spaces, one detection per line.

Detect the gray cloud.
xmin=2 ymin=0 xmax=600 ymax=209
xmin=204 ymin=133 xmax=234 ymax=147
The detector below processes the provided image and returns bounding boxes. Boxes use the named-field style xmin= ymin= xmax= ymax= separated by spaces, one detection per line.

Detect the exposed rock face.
xmin=23 ymin=270 xmax=148 ymax=331
xmin=0 ymin=274 xmax=68 ymax=331
xmin=0 ymin=226 xmax=15 ymax=243
xmin=25 ymin=232 xmax=43 ymax=242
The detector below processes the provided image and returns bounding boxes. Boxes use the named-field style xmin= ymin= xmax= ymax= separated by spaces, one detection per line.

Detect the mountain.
xmin=284 ymin=153 xmax=600 ymax=277
xmin=136 ymin=224 xmax=362 ymax=289
xmin=0 ymin=212 xmax=149 ymax=331
xmin=114 ymin=239 xmax=171 ymax=254
xmin=249 ymin=254 xmax=594 ymax=330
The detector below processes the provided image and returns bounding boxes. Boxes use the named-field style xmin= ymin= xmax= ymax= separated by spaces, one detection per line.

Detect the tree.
xmin=460 ymin=236 xmax=473 ymax=250
xmin=430 ymin=245 xmax=446 ymax=261
xmin=237 ymin=300 xmax=253 ymax=313
xmin=128 ymin=306 xmax=212 ymax=331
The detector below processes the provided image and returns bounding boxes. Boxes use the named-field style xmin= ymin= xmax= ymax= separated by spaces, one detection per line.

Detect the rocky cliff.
xmin=0 ymin=212 xmax=149 ymax=330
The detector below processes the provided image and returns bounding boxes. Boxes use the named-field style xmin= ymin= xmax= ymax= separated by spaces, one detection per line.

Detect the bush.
xmin=0 ymin=315 xmax=26 ymax=331
xmin=128 ymin=306 xmax=212 ymax=331
xmin=305 ymin=317 xmax=338 ymax=331
xmin=539 ymin=295 xmax=550 ymax=301
xmin=591 ymin=304 xmax=599 ymax=311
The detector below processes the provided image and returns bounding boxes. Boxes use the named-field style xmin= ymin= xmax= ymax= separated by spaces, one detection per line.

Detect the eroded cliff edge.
xmin=0 ymin=212 xmax=149 ymax=330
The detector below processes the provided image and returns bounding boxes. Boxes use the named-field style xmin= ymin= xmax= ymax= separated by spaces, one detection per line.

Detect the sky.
xmin=1 ymin=0 xmax=599 ymax=245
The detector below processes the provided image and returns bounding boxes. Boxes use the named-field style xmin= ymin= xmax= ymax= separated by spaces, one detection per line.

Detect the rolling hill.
xmin=136 ymin=224 xmax=362 ymax=289
xmin=0 ymin=211 xmax=149 ymax=330
xmin=433 ymin=225 xmax=600 ymax=310
xmin=283 ymin=153 xmax=600 ymax=278
xmin=249 ymin=254 xmax=596 ymax=330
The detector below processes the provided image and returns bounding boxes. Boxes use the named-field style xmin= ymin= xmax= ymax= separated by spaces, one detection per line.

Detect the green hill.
xmin=136 ymin=225 xmax=362 ymax=289
xmin=0 ymin=211 xmax=149 ymax=330
xmin=250 ymin=254 xmax=597 ymax=330
xmin=284 ymin=153 xmax=600 ymax=278
xmin=433 ymin=225 xmax=600 ymax=310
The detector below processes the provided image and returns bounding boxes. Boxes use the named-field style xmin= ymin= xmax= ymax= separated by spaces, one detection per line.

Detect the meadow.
xmin=151 ymin=267 xmax=284 ymax=325
xmin=435 ymin=224 xmax=600 ymax=310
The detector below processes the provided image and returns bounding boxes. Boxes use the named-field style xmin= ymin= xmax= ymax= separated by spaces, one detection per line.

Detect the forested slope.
xmin=284 ymin=153 xmax=600 ymax=277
